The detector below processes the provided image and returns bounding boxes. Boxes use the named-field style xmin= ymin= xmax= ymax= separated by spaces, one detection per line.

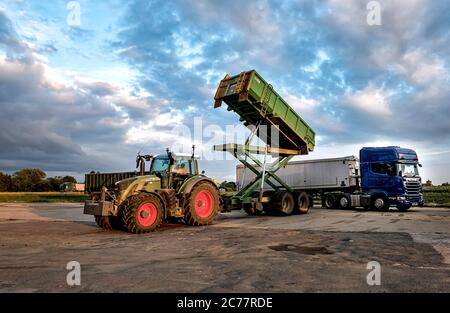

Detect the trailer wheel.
xmin=271 ymin=191 xmax=295 ymax=215
xmin=94 ymin=215 xmax=123 ymax=230
xmin=243 ymin=203 xmax=262 ymax=216
xmin=122 ymin=193 xmax=164 ymax=234
xmin=323 ymin=194 xmax=336 ymax=209
xmin=372 ymin=195 xmax=390 ymax=211
xmin=184 ymin=182 xmax=219 ymax=226
xmin=297 ymin=192 xmax=311 ymax=214
xmin=337 ymin=194 xmax=351 ymax=210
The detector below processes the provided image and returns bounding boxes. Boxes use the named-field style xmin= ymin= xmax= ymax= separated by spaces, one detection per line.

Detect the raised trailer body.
xmin=214 ymin=70 xmax=315 ymax=154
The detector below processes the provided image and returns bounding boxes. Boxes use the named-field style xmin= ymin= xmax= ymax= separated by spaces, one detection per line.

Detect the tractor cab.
xmin=148 ymin=151 xmax=200 ymax=190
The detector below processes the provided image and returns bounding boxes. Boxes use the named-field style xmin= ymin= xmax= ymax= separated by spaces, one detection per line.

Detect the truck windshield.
xmin=150 ymin=157 xmax=169 ymax=174
xmin=397 ymin=163 xmax=419 ymax=177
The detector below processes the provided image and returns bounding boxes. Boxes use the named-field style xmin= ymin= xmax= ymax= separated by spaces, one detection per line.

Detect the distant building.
xmin=424 ymin=180 xmax=433 ymax=187
xmin=60 ymin=182 xmax=85 ymax=192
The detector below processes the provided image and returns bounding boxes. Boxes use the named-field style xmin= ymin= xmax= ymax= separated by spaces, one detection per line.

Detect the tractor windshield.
xmin=150 ymin=157 xmax=170 ymax=175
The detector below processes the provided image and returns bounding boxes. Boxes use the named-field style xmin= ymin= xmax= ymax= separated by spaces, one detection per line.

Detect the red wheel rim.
xmin=194 ymin=190 xmax=214 ymax=218
xmin=137 ymin=203 xmax=157 ymax=227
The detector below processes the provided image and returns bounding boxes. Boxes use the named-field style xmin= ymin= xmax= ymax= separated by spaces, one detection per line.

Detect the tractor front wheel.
xmin=122 ymin=193 xmax=164 ymax=234
xmin=94 ymin=215 xmax=123 ymax=230
xmin=184 ymin=182 xmax=219 ymax=226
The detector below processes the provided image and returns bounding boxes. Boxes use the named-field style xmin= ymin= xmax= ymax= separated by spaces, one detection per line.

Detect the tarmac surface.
xmin=0 ymin=203 xmax=449 ymax=292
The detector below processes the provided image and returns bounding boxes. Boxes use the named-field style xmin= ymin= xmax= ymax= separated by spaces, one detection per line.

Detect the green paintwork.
xmin=85 ymin=171 xmax=139 ymax=193
xmin=177 ymin=175 xmax=218 ymax=195
xmin=117 ymin=175 xmax=161 ymax=203
xmin=232 ymin=147 xmax=294 ymax=204
xmin=214 ymin=70 xmax=315 ymax=154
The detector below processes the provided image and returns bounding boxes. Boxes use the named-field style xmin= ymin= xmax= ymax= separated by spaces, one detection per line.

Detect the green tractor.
xmin=84 ymin=148 xmax=220 ymax=234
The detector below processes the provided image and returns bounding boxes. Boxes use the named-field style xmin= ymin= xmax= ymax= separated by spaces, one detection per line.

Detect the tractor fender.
xmin=178 ymin=175 xmax=219 ymax=195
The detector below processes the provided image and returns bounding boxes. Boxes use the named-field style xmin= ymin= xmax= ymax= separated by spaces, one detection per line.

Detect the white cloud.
xmin=283 ymin=92 xmax=319 ymax=112
xmin=125 ymin=124 xmax=181 ymax=145
xmin=399 ymin=49 xmax=447 ymax=85
xmin=345 ymin=84 xmax=391 ymax=116
xmin=303 ymin=50 xmax=330 ymax=74
xmin=124 ymin=108 xmax=186 ymax=144
xmin=154 ymin=110 xmax=184 ymax=126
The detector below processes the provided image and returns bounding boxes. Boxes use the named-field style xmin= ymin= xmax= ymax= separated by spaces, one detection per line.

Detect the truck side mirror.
xmin=418 ymin=164 xmax=422 ymax=167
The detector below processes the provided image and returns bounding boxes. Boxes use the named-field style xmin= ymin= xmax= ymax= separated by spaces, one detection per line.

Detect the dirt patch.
xmin=269 ymin=244 xmax=333 ymax=255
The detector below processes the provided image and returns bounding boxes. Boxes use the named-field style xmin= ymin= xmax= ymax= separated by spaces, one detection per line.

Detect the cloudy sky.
xmin=0 ymin=0 xmax=449 ymax=183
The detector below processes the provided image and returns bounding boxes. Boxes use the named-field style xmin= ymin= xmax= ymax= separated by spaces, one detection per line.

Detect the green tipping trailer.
xmin=213 ymin=70 xmax=316 ymax=215
xmin=214 ymin=70 xmax=315 ymax=154
xmin=85 ymin=171 xmax=141 ymax=194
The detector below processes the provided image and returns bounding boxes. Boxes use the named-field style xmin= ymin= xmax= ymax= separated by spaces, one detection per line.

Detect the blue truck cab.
xmin=360 ymin=147 xmax=424 ymax=211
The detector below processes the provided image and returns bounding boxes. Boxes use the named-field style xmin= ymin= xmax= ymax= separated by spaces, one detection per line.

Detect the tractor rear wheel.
xmin=184 ymin=182 xmax=219 ymax=226
xmin=94 ymin=215 xmax=123 ymax=230
xmin=122 ymin=193 xmax=164 ymax=234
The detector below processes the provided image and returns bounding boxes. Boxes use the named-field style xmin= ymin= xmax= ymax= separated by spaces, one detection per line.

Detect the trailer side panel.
xmin=237 ymin=156 xmax=359 ymax=192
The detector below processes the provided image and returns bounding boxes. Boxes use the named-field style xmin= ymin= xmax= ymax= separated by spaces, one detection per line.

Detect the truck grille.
xmin=405 ymin=180 xmax=422 ymax=202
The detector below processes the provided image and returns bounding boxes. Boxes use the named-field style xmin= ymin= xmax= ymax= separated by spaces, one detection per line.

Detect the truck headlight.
xmin=396 ymin=196 xmax=406 ymax=201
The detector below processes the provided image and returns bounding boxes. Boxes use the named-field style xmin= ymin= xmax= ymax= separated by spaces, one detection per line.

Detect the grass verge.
xmin=0 ymin=192 xmax=88 ymax=203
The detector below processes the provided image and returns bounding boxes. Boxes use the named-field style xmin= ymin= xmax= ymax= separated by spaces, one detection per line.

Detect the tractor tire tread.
xmin=184 ymin=182 xmax=219 ymax=226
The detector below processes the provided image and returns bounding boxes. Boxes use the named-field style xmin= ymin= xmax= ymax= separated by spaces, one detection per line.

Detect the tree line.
xmin=0 ymin=169 xmax=77 ymax=192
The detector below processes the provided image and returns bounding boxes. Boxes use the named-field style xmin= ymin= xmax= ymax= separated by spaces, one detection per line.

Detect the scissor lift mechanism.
xmin=214 ymin=142 xmax=302 ymax=209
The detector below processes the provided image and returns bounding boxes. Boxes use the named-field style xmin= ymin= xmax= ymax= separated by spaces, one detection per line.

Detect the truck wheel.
xmin=337 ymin=194 xmax=351 ymax=210
xmin=243 ymin=203 xmax=262 ymax=216
xmin=271 ymin=191 xmax=295 ymax=215
xmin=122 ymin=193 xmax=164 ymax=234
xmin=323 ymin=194 xmax=335 ymax=209
xmin=372 ymin=196 xmax=390 ymax=211
xmin=94 ymin=215 xmax=123 ymax=230
xmin=184 ymin=182 xmax=219 ymax=226
xmin=297 ymin=192 xmax=310 ymax=214
xmin=397 ymin=204 xmax=411 ymax=212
